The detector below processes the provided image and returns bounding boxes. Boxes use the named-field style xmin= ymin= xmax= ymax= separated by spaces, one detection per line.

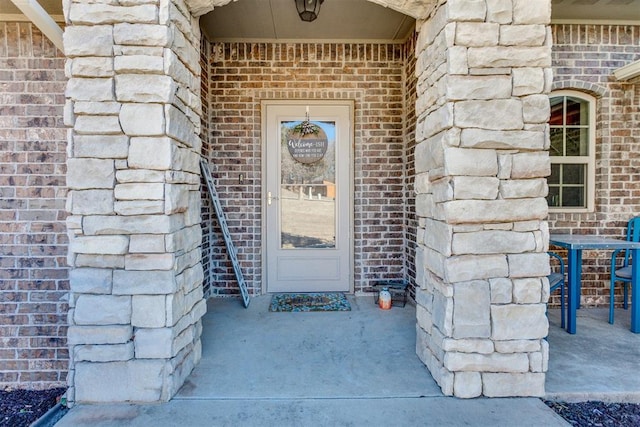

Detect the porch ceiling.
xmin=552 ymin=0 xmax=640 ymax=22
xmin=1 ymin=0 xmax=62 ymax=18
xmin=1 ymin=0 xmax=639 ymax=40
xmin=202 ymin=0 xmax=640 ymax=42
xmin=200 ymin=0 xmax=415 ymax=41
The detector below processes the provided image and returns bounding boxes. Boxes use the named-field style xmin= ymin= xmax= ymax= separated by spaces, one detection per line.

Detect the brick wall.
xmin=550 ymin=24 xmax=640 ymax=306
xmin=0 ymin=22 xmax=68 ymax=389
xmin=200 ymin=36 xmax=217 ymax=298
xmin=202 ymin=40 xmax=416 ymax=295
xmin=403 ymin=31 xmax=418 ymax=299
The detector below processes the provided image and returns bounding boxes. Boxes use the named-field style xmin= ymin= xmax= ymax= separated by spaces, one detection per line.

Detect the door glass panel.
xmin=280 ymin=120 xmax=336 ymax=249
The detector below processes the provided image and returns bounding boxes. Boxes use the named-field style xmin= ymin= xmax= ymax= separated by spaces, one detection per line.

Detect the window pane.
xmin=549 ymin=164 xmax=560 ymax=184
xmin=565 ymin=128 xmax=589 ymax=156
xmin=549 ymin=97 xmax=564 ymax=126
xmin=562 ymin=164 xmax=585 ymax=185
xmin=547 ymin=187 xmax=560 ymax=207
xmin=550 ymin=127 xmax=563 ymax=156
xmin=566 ymin=97 xmax=589 ymax=126
xmin=563 ymin=186 xmax=585 ymax=207
xmin=547 ymin=92 xmax=593 ymax=210
xmin=280 ymin=120 xmax=336 ymax=249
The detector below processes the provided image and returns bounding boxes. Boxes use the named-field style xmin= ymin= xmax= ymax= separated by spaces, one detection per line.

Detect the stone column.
xmin=63 ymin=0 xmax=206 ymax=403
xmin=414 ymin=0 xmax=552 ymax=398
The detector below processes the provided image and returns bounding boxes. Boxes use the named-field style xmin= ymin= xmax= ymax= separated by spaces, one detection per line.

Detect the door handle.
xmin=267 ymin=191 xmax=278 ymax=205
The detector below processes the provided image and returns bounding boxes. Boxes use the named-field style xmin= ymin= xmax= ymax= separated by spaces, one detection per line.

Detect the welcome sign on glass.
xmin=286 ymin=124 xmax=329 ymax=164
xmin=279 ymin=120 xmax=336 ymax=249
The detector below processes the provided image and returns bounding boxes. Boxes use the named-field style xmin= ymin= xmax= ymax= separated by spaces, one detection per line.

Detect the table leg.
xmin=631 ymin=248 xmax=639 ymax=333
xmin=567 ymin=249 xmax=581 ymax=334
xmin=577 ymin=250 xmax=582 ymax=309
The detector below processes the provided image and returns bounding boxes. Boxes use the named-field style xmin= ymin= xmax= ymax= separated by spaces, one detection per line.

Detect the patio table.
xmin=549 ymin=234 xmax=640 ymax=334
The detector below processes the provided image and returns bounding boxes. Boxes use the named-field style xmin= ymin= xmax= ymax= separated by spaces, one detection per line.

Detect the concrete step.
xmin=55 ymin=396 xmax=569 ymax=427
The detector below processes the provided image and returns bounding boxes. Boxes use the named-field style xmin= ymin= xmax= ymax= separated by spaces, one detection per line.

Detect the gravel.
xmin=0 ymin=388 xmax=66 ymax=427
xmin=544 ymin=400 xmax=640 ymax=426
xmin=2 ymin=388 xmax=640 ymax=426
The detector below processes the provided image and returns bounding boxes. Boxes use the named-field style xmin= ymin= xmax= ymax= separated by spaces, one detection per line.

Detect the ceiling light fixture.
xmin=295 ymin=0 xmax=324 ymax=22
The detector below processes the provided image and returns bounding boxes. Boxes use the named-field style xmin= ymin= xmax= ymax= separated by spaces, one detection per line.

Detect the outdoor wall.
xmin=403 ymin=31 xmax=418 ymax=300
xmin=201 ymin=39 xmax=417 ymax=296
xmin=413 ymin=0 xmax=552 ymax=398
xmin=199 ymin=35 xmax=218 ymax=298
xmin=63 ymin=0 xmax=206 ymax=403
xmin=0 ymin=21 xmax=68 ymax=390
xmin=549 ymin=24 xmax=640 ymax=307
xmin=5 ymin=0 xmax=637 ymax=403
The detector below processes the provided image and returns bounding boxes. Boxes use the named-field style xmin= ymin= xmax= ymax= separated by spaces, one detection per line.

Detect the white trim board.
xmin=614 ymin=60 xmax=640 ymax=82
xmin=0 ymin=13 xmax=64 ymax=23
xmin=551 ymin=19 xmax=640 ymax=25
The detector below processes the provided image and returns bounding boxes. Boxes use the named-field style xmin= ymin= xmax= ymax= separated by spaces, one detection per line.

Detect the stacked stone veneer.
xmin=549 ymin=24 xmax=640 ymax=307
xmin=413 ymin=0 xmax=552 ymax=397
xmin=0 ymin=22 xmax=68 ymax=390
xmin=63 ymin=0 xmax=206 ymax=403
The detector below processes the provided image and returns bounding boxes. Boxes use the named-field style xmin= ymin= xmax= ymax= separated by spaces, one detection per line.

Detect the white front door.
xmin=263 ymin=101 xmax=353 ymax=293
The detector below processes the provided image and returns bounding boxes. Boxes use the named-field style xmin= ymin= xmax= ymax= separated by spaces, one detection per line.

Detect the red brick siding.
xmin=0 ymin=22 xmax=68 ymax=389
xmin=203 ymin=41 xmax=415 ymax=295
xmin=200 ymin=35 xmax=218 ymax=298
xmin=550 ymin=24 xmax=640 ymax=306
xmin=403 ymin=31 xmax=418 ymax=300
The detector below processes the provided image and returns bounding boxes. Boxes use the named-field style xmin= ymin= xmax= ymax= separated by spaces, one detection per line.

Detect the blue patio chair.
xmin=609 ymin=216 xmax=640 ymax=324
xmin=548 ymin=251 xmax=566 ymax=329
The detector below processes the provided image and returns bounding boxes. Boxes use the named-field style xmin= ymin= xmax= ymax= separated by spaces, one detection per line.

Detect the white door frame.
xmin=260 ymin=99 xmax=354 ymax=294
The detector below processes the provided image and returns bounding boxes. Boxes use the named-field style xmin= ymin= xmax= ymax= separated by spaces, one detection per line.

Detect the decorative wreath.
xmin=292 ymin=120 xmax=321 ymax=136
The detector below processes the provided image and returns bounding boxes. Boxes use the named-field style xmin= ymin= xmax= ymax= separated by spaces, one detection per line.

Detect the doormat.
xmin=269 ymin=293 xmax=351 ymax=312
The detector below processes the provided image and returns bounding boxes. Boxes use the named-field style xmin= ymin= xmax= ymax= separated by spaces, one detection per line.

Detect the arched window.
xmin=547 ymin=90 xmax=596 ymax=212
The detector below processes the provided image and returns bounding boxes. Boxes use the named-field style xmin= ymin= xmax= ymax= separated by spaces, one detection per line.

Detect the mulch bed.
xmin=0 ymin=388 xmax=66 ymax=427
xmin=544 ymin=400 xmax=640 ymax=426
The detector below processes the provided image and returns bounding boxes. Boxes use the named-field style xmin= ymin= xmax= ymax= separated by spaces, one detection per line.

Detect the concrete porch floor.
xmin=546 ymin=306 xmax=640 ymax=403
xmin=56 ymin=296 xmax=640 ymax=426
xmin=177 ymin=295 xmax=440 ymax=400
xmin=178 ymin=297 xmax=640 ymax=404
xmin=57 ymin=296 xmax=576 ymax=426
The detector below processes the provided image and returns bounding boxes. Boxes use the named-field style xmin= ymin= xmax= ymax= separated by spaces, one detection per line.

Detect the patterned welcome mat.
xmin=269 ymin=293 xmax=351 ymax=312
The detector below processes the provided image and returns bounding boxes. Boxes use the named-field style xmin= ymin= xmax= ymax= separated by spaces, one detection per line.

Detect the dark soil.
xmin=0 ymin=388 xmax=66 ymax=427
xmin=544 ymin=400 xmax=640 ymax=426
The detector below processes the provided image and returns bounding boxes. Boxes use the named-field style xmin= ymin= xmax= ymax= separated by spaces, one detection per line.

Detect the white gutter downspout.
xmin=613 ymin=59 xmax=640 ymax=81
xmin=9 ymin=0 xmax=63 ymax=52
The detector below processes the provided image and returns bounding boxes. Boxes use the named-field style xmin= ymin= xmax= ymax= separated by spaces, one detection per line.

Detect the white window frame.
xmin=548 ymin=90 xmax=596 ymax=213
